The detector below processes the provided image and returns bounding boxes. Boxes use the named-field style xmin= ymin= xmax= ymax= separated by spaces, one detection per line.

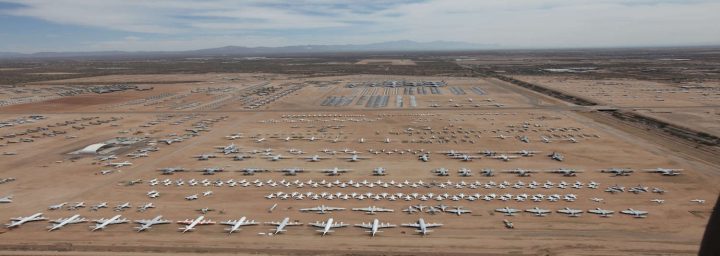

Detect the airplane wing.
xmin=354 ymin=223 xmax=373 ymax=229
xmin=309 ymin=222 xmax=326 ymax=228
xmin=379 ymin=223 xmax=396 ymax=228
xmin=401 ymin=223 xmax=421 ymax=228
xmin=330 ymin=223 xmax=348 ymax=228
xmin=136 ymin=219 xmax=170 ymax=225
xmin=326 ymin=207 xmax=345 ymax=210
xmin=300 ymin=207 xmax=321 ymax=212
xmin=424 ymin=223 xmax=443 ymax=227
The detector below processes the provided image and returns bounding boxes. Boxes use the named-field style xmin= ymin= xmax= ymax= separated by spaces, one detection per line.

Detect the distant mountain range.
xmin=0 ymin=40 xmax=498 ymax=59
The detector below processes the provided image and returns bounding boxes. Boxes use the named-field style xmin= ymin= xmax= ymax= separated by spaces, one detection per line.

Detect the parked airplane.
xmin=300 ymin=205 xmax=345 ymax=214
xmin=600 ymin=168 xmax=634 ymax=176
xmin=549 ymin=168 xmax=582 ymax=176
xmin=557 ymin=207 xmax=583 ymax=217
xmin=215 ymin=143 xmax=239 ymax=154
xmin=341 ymin=154 xmax=371 ymax=162
xmin=134 ymin=215 xmax=171 ymax=232
xmin=278 ymin=168 xmax=305 ymax=176
xmin=525 ymin=207 xmax=551 ymax=217
xmin=644 ymin=168 xmax=682 ymax=176
xmin=91 ymin=215 xmax=128 ymax=231
xmin=503 ymin=169 xmax=537 ymax=177
xmin=48 ymin=202 xmax=67 ymax=210
xmin=446 ymin=206 xmax=472 ymax=216
xmin=691 ymin=199 xmax=706 ymax=204
xmin=0 ymin=195 xmax=11 ymax=203
xmin=320 ymin=167 xmax=352 ymax=176
xmin=137 ymin=203 xmax=155 ymax=212
xmin=401 ymin=218 xmax=442 ymax=235
xmin=372 ymin=167 xmax=387 ymax=176
xmin=352 ymin=206 xmax=394 ymax=214
xmin=220 ymin=216 xmax=258 ymax=234
xmin=310 ymin=218 xmax=348 ymax=236
xmin=96 ymin=155 xmax=117 ymax=161
xmin=48 ymin=214 xmax=87 ymax=231
xmin=490 ymin=154 xmax=519 ymax=161
xmin=303 ymin=155 xmax=330 ymax=162
xmin=418 ymin=154 xmax=430 ymax=162
xmin=587 ymin=208 xmax=614 ymax=217
xmin=355 ymin=219 xmax=396 ymax=237
xmin=199 ymin=168 xmax=223 ymax=175
xmin=105 ymin=161 xmax=132 ymax=167
xmin=620 ymin=209 xmax=648 ymax=218
xmin=6 ymin=213 xmax=47 ymax=228
xmin=495 ymin=207 xmax=520 ymax=216
xmin=548 ymin=152 xmax=564 ymax=161
xmin=225 ymin=134 xmax=244 ymax=140
xmin=451 ymin=154 xmax=481 ymax=161
xmin=263 ymin=154 xmax=292 ymax=161
xmin=458 ymin=168 xmax=472 ymax=177
xmin=68 ymin=202 xmax=86 ymax=210
xmin=265 ymin=217 xmax=302 ymax=234
xmin=177 ymin=216 xmax=215 ymax=233
xmin=114 ymin=202 xmax=131 ymax=212
xmin=193 ymin=154 xmax=216 ymax=161
xmin=158 ymin=167 xmax=185 ymax=175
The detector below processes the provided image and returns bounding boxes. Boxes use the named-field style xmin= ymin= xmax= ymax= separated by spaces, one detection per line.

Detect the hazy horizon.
xmin=1 ymin=0 xmax=719 ymax=53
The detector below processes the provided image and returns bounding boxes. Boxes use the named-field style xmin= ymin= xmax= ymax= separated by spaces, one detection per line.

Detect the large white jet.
xmin=177 ymin=215 xmax=215 ymax=233
xmin=134 ymin=215 xmax=171 ymax=232
xmin=495 ymin=207 xmax=520 ymax=216
xmin=6 ymin=213 xmax=47 ymax=228
xmin=620 ymin=208 xmax=649 ymax=218
xmin=300 ymin=205 xmax=346 ymax=214
xmin=310 ymin=218 xmax=348 ymax=236
xmin=525 ymin=207 xmax=551 ymax=217
xmin=220 ymin=216 xmax=258 ymax=234
xmin=48 ymin=214 xmax=88 ymax=231
xmin=401 ymin=218 xmax=442 ymax=236
xmin=352 ymin=206 xmax=394 ymax=214
xmin=0 ymin=195 xmax=11 ymax=203
xmin=587 ymin=208 xmax=614 ymax=217
xmin=265 ymin=217 xmax=303 ymax=234
xmin=557 ymin=207 xmax=583 ymax=217
xmin=105 ymin=161 xmax=132 ymax=167
xmin=355 ymin=219 xmax=396 ymax=237
xmin=91 ymin=215 xmax=128 ymax=231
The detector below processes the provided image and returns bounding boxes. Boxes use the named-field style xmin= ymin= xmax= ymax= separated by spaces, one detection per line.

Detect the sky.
xmin=0 ymin=0 xmax=719 ymax=53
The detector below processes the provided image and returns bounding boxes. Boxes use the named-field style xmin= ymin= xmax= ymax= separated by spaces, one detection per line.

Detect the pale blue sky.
xmin=1 ymin=0 xmax=719 ymax=53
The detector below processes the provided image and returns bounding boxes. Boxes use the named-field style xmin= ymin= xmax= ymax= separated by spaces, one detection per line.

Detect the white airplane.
xmin=600 ymin=168 xmax=634 ymax=176
xmin=254 ymin=137 xmax=266 ymax=143
xmin=372 ymin=167 xmax=387 ymax=176
xmin=525 ymin=207 xmax=551 ymax=217
xmin=557 ymin=207 xmax=583 ymax=217
xmin=355 ymin=219 xmax=396 ymax=237
xmin=263 ymin=154 xmax=292 ymax=161
xmin=620 ymin=208 xmax=648 ymax=218
xmin=418 ymin=154 xmax=430 ymax=162
xmin=310 ymin=217 xmax=348 ymax=236
xmin=341 ymin=154 xmax=371 ymax=162
xmin=300 ymin=205 xmax=346 ymax=214
xmin=358 ymin=138 xmax=366 ymax=143
xmin=6 ymin=213 xmax=47 ymax=228
xmin=185 ymin=194 xmax=199 ymax=200
xmin=0 ymin=195 xmax=11 ymax=203
xmin=320 ymin=167 xmax=352 ymax=176
xmin=490 ymin=154 xmax=519 ymax=161
xmin=303 ymin=155 xmax=330 ymax=162
xmin=96 ymin=155 xmax=117 ymax=161
xmin=48 ymin=214 xmax=88 ymax=231
xmin=134 ymin=215 xmax=171 ymax=232
xmin=549 ymin=168 xmax=583 ymax=177
xmin=68 ymin=201 xmax=86 ymax=210
xmin=137 ymin=203 xmax=155 ymax=212
xmin=225 ymin=134 xmax=244 ymax=140
xmin=352 ymin=206 xmax=394 ymax=214
xmin=215 ymin=143 xmax=239 ymax=154
xmin=159 ymin=167 xmax=185 ymax=175
xmin=452 ymin=154 xmax=481 ymax=162
xmin=105 ymin=161 xmax=132 ymax=167
xmin=382 ymin=138 xmax=392 ymax=144
xmin=650 ymin=199 xmax=665 ymax=204
xmin=91 ymin=215 xmax=129 ymax=231
xmin=503 ymin=169 xmax=537 ymax=177
xmin=114 ymin=202 xmax=131 ymax=211
xmin=48 ymin=202 xmax=67 ymax=210
xmin=265 ymin=217 xmax=303 ymax=234
xmin=401 ymin=218 xmax=442 ymax=236
xmin=446 ymin=206 xmax=472 ymax=216
xmin=278 ymin=168 xmax=305 ymax=176
xmin=177 ymin=216 xmax=215 ymax=233
xmin=495 ymin=207 xmax=520 ymax=216
xmin=587 ymin=208 xmax=614 ymax=217
xmin=304 ymin=136 xmax=320 ymax=142
xmin=691 ymin=199 xmax=706 ymax=204
xmin=644 ymin=168 xmax=682 ymax=176
xmin=220 ymin=216 xmax=258 ymax=234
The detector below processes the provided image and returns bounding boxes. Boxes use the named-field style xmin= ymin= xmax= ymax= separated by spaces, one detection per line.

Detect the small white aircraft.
xmin=644 ymin=168 xmax=682 ymax=176
xmin=352 ymin=206 xmax=394 ymax=214
xmin=587 ymin=208 xmax=614 ymax=217
xmin=48 ymin=202 xmax=68 ymax=210
xmin=490 ymin=154 xmax=519 ymax=161
xmin=320 ymin=167 xmax=352 ymax=176
xmin=355 ymin=219 xmax=396 ymax=237
xmin=91 ymin=215 xmax=129 ymax=231
xmin=303 ymin=155 xmax=330 ymax=162
xmin=0 ymin=195 xmax=12 ymax=203
xmin=557 ymin=207 xmax=583 ymax=217
xmin=220 ymin=216 xmax=258 ymax=234
xmin=134 ymin=215 xmax=171 ymax=232
xmin=310 ymin=217 xmax=348 ymax=236
xmin=300 ymin=205 xmax=346 ymax=214
xmin=401 ymin=218 xmax=442 ymax=236
xmin=105 ymin=161 xmax=132 ymax=167
xmin=177 ymin=216 xmax=215 ymax=233
xmin=446 ymin=206 xmax=472 ymax=216
xmin=48 ymin=214 xmax=88 ymax=231
xmin=265 ymin=217 xmax=303 ymax=234
xmin=525 ymin=207 xmax=551 ymax=217
xmin=341 ymin=154 xmax=371 ymax=162
xmin=114 ymin=202 xmax=131 ymax=212
xmin=620 ymin=208 xmax=648 ymax=218
xmin=495 ymin=207 xmax=520 ymax=216
xmin=6 ymin=213 xmax=47 ymax=228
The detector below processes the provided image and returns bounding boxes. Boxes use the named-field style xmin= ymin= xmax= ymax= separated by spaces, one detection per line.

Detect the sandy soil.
xmin=0 ymin=74 xmax=717 ymax=256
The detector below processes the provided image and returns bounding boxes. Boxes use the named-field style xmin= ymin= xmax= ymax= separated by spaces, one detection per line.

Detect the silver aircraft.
xmin=265 ymin=217 xmax=303 ymax=234
xmin=134 ymin=215 xmax=171 ymax=232
xmin=355 ymin=219 xmax=396 ymax=237
xmin=401 ymin=218 xmax=442 ymax=236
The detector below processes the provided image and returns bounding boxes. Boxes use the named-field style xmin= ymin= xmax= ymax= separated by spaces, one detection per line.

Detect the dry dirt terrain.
xmin=0 ymin=72 xmax=717 ymax=256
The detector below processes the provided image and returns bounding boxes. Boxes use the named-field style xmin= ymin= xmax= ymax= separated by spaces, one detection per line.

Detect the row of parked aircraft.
xmin=494 ymin=206 xmax=650 ymax=218
xmin=139 ymin=178 xmax=605 ymax=190
xmin=267 ymin=191 xmax=583 ymax=202
xmin=4 ymin=213 xmax=441 ymax=236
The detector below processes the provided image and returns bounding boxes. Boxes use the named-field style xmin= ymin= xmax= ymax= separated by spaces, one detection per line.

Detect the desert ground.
xmin=0 ymin=52 xmax=718 ymax=256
